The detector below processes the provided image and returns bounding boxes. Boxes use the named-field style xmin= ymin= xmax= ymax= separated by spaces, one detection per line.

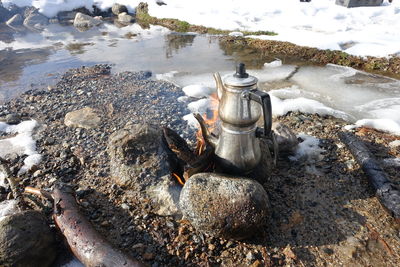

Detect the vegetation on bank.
xmin=135 ymin=3 xmax=276 ymax=36
xmin=135 ymin=2 xmax=400 ymax=78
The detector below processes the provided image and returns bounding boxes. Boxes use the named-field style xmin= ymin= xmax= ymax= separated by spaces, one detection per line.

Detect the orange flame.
xmin=172 ymin=173 xmax=185 ymax=185
xmin=196 ymin=93 xmax=219 ymax=155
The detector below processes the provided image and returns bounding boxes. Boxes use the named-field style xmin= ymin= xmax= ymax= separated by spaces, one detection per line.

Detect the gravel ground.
xmin=0 ymin=65 xmax=399 ymax=266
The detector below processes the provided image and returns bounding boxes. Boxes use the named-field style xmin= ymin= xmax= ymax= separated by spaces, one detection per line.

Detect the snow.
xmin=3 ymin=0 xmax=400 ymax=57
xmin=0 ymin=200 xmax=19 ymax=219
xmin=0 ymin=120 xmax=41 ymax=175
xmin=289 ymin=133 xmax=325 ymax=162
xmin=182 ymin=85 xmax=214 ymax=99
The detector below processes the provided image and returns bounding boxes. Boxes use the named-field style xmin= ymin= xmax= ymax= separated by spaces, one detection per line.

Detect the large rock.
xmin=118 ymin=12 xmax=134 ymax=24
xmin=112 ymin=3 xmax=128 ymax=15
xmin=0 ymin=210 xmax=56 ymax=267
xmin=335 ymin=0 xmax=383 ymax=7
xmin=107 ymin=123 xmax=169 ymax=189
xmin=23 ymin=13 xmax=49 ymax=30
xmin=6 ymin=14 xmax=23 ymax=28
xmin=64 ymin=107 xmax=101 ymax=129
xmin=179 ymin=173 xmax=270 ymax=239
xmin=73 ymin=12 xmax=102 ymax=30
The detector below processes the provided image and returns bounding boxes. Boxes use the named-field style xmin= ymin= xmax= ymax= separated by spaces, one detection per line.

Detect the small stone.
xmin=246 ymin=251 xmax=256 ymax=261
xmin=33 ymin=170 xmax=42 ymax=177
xmin=44 ymin=137 xmax=55 ymax=145
xmin=73 ymin=12 xmax=102 ymax=30
xmin=112 ymin=3 xmax=128 ymax=15
xmin=118 ymin=12 xmax=134 ymax=24
xmin=323 ymin=247 xmax=334 ymax=255
xmin=64 ymin=107 xmax=101 ymax=129
xmin=208 ymin=244 xmax=216 ymax=251
xmin=143 ymin=252 xmax=155 ymax=260
xmin=121 ymin=203 xmax=130 ymax=210
xmin=5 ymin=114 xmax=20 ymax=125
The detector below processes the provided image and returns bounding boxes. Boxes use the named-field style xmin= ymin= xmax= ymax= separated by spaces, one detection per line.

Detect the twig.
xmin=24 ymin=186 xmax=53 ymax=200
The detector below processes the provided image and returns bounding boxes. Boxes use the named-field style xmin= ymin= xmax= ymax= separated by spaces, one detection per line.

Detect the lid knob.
xmin=234 ymin=63 xmax=249 ymax=78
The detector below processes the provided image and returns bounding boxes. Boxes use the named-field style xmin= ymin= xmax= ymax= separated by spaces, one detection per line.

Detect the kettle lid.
xmin=223 ymin=63 xmax=258 ymax=87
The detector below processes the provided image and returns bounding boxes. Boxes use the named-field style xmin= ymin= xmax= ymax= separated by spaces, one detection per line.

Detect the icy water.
xmin=1 ymin=22 xmax=400 ymax=135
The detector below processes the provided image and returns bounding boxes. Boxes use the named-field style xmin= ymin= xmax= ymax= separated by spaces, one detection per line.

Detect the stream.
xmin=1 ymin=22 xmax=400 ymax=135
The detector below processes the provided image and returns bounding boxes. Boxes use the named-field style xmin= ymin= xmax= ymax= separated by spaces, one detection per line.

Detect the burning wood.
xmin=162 ymin=125 xmax=215 ymax=185
xmin=24 ymin=184 xmax=145 ymax=267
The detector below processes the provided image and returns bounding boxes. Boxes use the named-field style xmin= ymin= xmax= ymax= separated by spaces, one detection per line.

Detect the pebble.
xmin=5 ymin=113 xmax=21 ymax=125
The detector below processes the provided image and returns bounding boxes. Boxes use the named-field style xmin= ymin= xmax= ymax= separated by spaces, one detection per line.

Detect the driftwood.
xmin=339 ymin=132 xmax=400 ymax=223
xmin=25 ymin=185 xmax=146 ymax=267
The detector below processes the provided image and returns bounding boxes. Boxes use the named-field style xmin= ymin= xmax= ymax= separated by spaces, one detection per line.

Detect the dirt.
xmin=0 ymin=65 xmax=399 ymax=266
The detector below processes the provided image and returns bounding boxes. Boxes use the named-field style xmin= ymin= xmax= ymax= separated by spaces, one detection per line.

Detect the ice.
xmin=0 ymin=120 xmax=41 ymax=175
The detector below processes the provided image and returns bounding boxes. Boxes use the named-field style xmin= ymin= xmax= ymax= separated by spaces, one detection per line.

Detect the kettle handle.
xmin=247 ymin=90 xmax=272 ymax=138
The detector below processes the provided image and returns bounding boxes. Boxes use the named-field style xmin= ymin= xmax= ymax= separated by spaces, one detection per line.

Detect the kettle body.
xmin=208 ymin=63 xmax=272 ymax=174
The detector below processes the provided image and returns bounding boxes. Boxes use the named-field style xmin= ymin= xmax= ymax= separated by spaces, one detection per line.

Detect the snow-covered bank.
xmin=3 ymin=0 xmax=400 ymax=58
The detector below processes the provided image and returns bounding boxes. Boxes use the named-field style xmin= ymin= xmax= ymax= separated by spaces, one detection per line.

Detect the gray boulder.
xmin=179 ymin=173 xmax=270 ymax=239
xmin=107 ymin=123 xmax=169 ymax=189
xmin=335 ymin=0 xmax=383 ymax=7
xmin=0 ymin=210 xmax=56 ymax=267
xmin=112 ymin=3 xmax=128 ymax=15
xmin=23 ymin=13 xmax=49 ymax=30
xmin=73 ymin=12 xmax=102 ymax=30
xmin=6 ymin=14 xmax=23 ymax=27
xmin=118 ymin=12 xmax=134 ymax=24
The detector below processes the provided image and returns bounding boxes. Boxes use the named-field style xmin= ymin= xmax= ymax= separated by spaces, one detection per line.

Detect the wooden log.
xmin=51 ymin=184 xmax=146 ymax=267
xmin=339 ymin=132 xmax=400 ymax=223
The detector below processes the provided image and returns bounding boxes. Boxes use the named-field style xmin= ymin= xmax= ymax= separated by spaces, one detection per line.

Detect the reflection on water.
xmin=0 ymin=22 xmax=263 ymax=102
xmin=165 ymin=33 xmax=196 ymax=59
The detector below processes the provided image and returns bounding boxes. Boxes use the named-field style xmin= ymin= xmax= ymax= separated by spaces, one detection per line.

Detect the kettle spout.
xmin=213 ymin=72 xmax=224 ymax=100
xmin=193 ymin=113 xmax=218 ymax=148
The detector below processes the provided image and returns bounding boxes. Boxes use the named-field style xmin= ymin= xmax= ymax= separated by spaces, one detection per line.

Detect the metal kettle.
xmin=202 ymin=63 xmax=272 ymax=174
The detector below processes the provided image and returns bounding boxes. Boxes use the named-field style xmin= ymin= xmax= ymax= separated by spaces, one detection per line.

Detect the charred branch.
xmin=339 ymin=132 xmax=400 ymax=223
xmin=23 ymin=184 xmax=146 ymax=267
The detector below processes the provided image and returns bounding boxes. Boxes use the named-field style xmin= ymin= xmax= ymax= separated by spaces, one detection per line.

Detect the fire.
xmin=195 ymin=93 xmax=219 ymax=155
xmin=172 ymin=172 xmax=185 ymax=185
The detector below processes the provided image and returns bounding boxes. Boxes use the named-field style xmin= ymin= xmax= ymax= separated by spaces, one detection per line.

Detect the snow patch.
xmin=0 ymin=120 xmax=41 ymax=175
xmin=182 ymin=84 xmax=214 ymax=98
xmin=289 ymin=133 xmax=325 ymax=162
